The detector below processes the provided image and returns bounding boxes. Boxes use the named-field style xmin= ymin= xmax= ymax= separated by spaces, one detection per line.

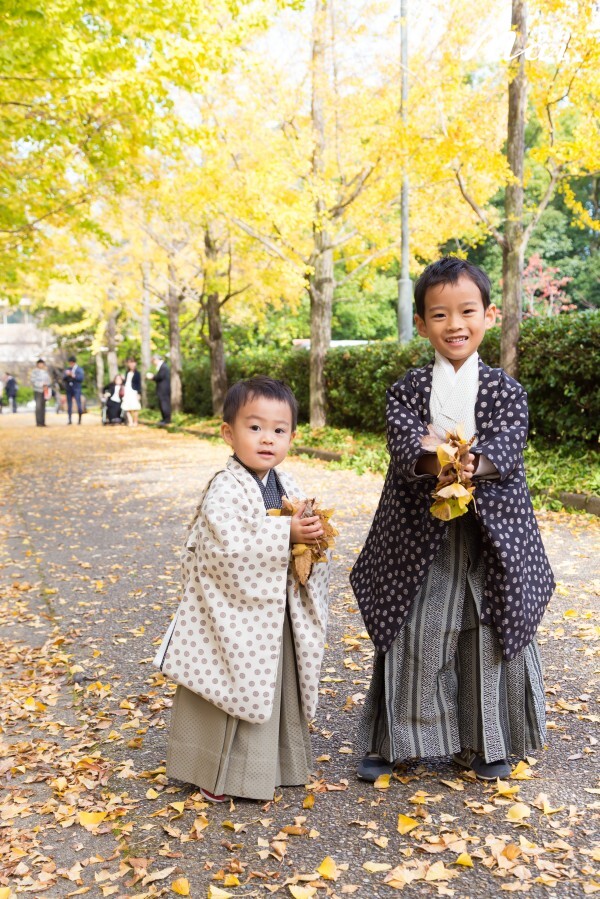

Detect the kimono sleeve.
xmin=386 ymin=372 xmax=430 ymax=482
xmin=185 ymin=471 xmax=291 ymax=571
xmin=475 ymin=375 xmax=528 ymax=482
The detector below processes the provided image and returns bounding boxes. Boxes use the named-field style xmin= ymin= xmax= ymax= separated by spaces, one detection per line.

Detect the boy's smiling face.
xmin=220 ymin=395 xmax=295 ymax=479
xmin=414 ymin=275 xmax=496 ymax=371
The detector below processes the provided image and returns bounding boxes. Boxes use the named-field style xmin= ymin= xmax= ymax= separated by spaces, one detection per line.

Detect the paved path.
xmin=0 ymin=414 xmax=599 ymax=898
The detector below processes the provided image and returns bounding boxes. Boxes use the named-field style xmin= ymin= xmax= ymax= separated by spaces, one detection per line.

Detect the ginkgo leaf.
xmin=373 ymin=773 xmax=391 ymax=790
xmin=303 ymin=793 xmax=315 ymax=809
xmin=397 ymin=814 xmax=420 ymax=835
xmin=506 ymin=802 xmax=531 ymax=822
xmin=0 ymin=889 xmax=12 ymax=899
xmin=288 ymin=886 xmax=317 ymax=899
xmin=437 ymin=443 xmax=458 ymax=466
xmin=363 ymin=861 xmax=392 ymax=873
xmin=207 ymin=888 xmax=233 ymax=899
xmin=171 ymin=878 xmax=190 ymax=896
xmin=317 ymin=857 xmax=340 ymax=881
xmin=78 ymin=810 xmax=108 ymax=830
xmin=454 ymin=853 xmax=474 ymax=867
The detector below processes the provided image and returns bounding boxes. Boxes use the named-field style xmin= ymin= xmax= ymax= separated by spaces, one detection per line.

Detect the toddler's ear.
xmin=220 ymin=421 xmax=234 ymax=447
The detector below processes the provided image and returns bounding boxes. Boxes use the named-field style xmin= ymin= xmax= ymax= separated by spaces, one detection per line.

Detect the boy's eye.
xmin=250 ymin=424 xmax=260 ymax=431
xmin=275 ymin=428 xmax=286 ymax=434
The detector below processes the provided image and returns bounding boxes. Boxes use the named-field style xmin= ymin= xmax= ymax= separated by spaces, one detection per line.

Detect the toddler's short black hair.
xmin=414 ymin=256 xmax=491 ymax=319
xmin=223 ymin=376 xmax=299 ymax=430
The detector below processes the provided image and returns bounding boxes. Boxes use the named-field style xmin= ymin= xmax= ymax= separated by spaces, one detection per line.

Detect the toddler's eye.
xmin=250 ymin=425 xmax=260 ymax=431
xmin=275 ymin=428 xmax=286 ymax=434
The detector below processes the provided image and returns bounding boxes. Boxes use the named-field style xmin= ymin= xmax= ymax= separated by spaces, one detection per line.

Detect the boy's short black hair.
xmin=414 ymin=256 xmax=491 ymax=319
xmin=68 ymin=355 xmax=76 ymax=362
xmin=223 ymin=376 xmax=299 ymax=430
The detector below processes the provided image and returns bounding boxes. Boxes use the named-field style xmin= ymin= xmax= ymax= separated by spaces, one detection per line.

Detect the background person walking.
xmin=63 ymin=356 xmax=84 ymax=425
xmin=31 ymin=359 xmax=51 ymax=427
xmin=5 ymin=373 xmax=18 ymax=413
xmin=146 ymin=354 xmax=171 ymax=425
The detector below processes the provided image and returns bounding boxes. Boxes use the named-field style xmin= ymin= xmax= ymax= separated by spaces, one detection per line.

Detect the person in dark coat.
xmin=5 ymin=372 xmax=18 ymax=413
xmin=350 ymin=257 xmax=554 ymax=784
xmin=64 ymin=355 xmax=84 ymax=425
xmin=147 ymin=354 xmax=171 ymax=424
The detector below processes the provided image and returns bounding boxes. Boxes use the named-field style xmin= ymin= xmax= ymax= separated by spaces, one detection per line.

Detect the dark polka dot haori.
xmin=350 ymin=361 xmax=555 ymax=661
xmin=153 ymin=457 xmax=330 ymax=723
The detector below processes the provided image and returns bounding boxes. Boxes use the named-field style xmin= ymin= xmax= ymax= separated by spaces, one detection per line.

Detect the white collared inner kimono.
xmin=357 ymin=353 xmax=546 ymax=763
xmin=153 ymin=456 xmax=331 ymax=724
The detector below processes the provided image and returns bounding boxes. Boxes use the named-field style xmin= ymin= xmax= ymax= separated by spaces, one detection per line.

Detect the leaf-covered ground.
xmin=0 ymin=414 xmax=599 ymax=898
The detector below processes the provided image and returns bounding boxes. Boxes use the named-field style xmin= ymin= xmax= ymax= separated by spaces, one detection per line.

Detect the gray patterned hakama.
xmin=358 ymin=515 xmax=546 ymax=763
xmin=166 ymin=612 xmax=312 ymax=801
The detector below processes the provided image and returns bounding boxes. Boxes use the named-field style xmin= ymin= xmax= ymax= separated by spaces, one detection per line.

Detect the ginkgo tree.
xmin=442 ymin=0 xmax=600 ymax=373
xmin=0 ymin=0 xmax=303 ymax=296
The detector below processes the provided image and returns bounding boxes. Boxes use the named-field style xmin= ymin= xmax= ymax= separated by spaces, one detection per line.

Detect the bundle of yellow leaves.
xmin=269 ymin=497 xmax=338 ymax=585
xmin=421 ymin=425 xmax=476 ymax=521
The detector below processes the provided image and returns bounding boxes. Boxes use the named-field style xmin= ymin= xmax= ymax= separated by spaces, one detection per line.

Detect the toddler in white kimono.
xmin=154 ymin=376 xmax=331 ymax=802
xmin=351 ymin=257 xmax=553 ymax=782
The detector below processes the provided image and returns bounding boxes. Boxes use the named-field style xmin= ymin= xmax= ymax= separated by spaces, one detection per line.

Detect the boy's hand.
xmin=290 ymin=502 xmax=324 ymax=545
xmin=462 ymin=452 xmax=477 ymax=479
xmin=415 ymin=453 xmax=441 ymax=476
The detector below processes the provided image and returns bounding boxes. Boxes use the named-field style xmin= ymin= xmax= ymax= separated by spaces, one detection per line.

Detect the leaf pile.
xmin=421 ymin=425 xmax=476 ymax=521
xmin=269 ymin=497 xmax=338 ymax=585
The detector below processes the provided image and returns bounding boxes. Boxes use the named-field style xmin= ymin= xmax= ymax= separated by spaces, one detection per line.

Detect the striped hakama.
xmin=358 ymin=514 xmax=546 ymax=763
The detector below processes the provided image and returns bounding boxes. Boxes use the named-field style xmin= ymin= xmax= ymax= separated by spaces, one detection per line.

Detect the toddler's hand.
xmin=290 ymin=502 xmax=324 ymax=545
xmin=462 ymin=452 xmax=477 ymax=479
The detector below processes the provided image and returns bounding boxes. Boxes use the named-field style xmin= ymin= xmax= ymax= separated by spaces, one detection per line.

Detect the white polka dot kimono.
xmin=153 ymin=458 xmax=331 ymax=723
xmin=350 ymin=361 xmax=555 ymax=662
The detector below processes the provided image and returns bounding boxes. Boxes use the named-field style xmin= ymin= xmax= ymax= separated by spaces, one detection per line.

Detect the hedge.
xmin=181 ymin=310 xmax=599 ymax=442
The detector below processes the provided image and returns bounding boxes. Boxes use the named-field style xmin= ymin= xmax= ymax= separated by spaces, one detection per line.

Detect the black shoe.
xmin=357 ymin=755 xmax=393 ymax=782
xmin=453 ymin=748 xmax=511 ymax=780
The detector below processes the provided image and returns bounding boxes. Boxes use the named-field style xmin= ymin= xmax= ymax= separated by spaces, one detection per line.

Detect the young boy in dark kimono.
xmin=350 ymin=257 xmax=555 ymax=781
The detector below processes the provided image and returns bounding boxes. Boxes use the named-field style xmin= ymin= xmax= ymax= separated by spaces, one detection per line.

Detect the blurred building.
xmin=0 ymin=302 xmax=57 ymax=381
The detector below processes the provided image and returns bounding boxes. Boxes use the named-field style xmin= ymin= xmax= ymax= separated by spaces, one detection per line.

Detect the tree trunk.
xmin=206 ymin=292 xmax=228 ymax=416
xmin=309 ymin=241 xmax=333 ymax=429
xmin=167 ymin=258 xmax=182 ymax=413
xmin=202 ymin=226 xmax=228 ymax=416
xmin=105 ymin=309 xmax=119 ymax=380
xmin=140 ymin=261 xmax=151 ymax=407
xmin=309 ymin=0 xmax=332 ymax=428
xmin=95 ymin=352 xmax=105 ymax=401
xmin=397 ymin=0 xmax=413 ymax=344
xmin=501 ymin=0 xmax=527 ymax=377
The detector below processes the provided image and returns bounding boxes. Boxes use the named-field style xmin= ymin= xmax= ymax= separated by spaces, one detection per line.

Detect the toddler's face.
xmin=220 ymin=396 xmax=295 ymax=479
xmin=414 ymin=276 xmax=496 ymax=371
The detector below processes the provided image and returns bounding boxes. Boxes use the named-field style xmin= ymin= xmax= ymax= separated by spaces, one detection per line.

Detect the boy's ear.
xmin=220 ymin=421 xmax=234 ymax=447
xmin=485 ymin=304 xmax=497 ymax=329
xmin=414 ymin=313 xmax=428 ymax=339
